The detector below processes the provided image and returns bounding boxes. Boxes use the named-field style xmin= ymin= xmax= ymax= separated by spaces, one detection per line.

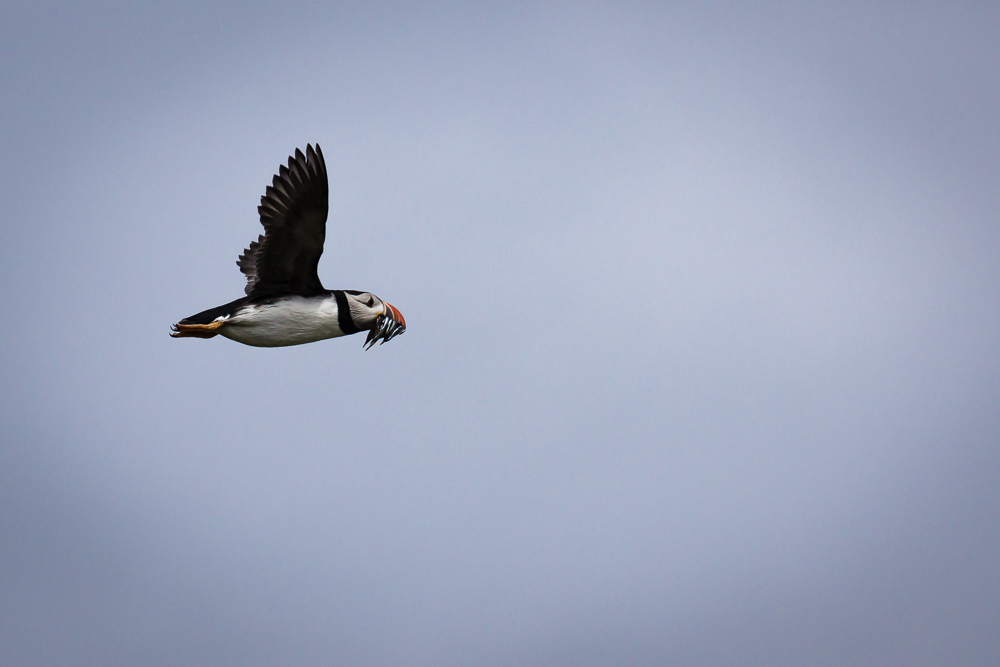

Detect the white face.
xmin=343 ymin=290 xmax=406 ymax=348
xmin=344 ymin=291 xmax=384 ymax=329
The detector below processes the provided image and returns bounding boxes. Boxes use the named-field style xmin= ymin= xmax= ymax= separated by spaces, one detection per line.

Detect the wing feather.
xmin=236 ymin=144 xmax=329 ymax=297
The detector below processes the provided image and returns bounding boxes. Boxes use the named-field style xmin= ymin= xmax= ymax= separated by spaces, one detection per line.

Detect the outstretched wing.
xmin=238 ymin=144 xmax=329 ymax=297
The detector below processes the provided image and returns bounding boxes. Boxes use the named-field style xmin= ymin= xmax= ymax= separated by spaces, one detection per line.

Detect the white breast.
xmin=219 ymin=296 xmax=346 ymax=347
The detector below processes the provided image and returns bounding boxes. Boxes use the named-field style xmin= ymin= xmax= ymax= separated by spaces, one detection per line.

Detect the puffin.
xmin=171 ymin=144 xmax=405 ymax=349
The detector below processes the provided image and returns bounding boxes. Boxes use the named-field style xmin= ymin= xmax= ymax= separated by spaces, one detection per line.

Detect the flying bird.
xmin=171 ymin=144 xmax=405 ymax=349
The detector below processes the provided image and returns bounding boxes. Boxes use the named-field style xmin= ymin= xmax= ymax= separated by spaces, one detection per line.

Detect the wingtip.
xmin=304 ymin=143 xmax=325 ymax=173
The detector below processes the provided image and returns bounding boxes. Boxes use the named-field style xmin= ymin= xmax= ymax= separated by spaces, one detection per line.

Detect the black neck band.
xmin=333 ymin=290 xmax=360 ymax=335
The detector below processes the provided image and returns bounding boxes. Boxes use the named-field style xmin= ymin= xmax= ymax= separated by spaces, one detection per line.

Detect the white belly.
xmin=219 ymin=296 xmax=347 ymax=347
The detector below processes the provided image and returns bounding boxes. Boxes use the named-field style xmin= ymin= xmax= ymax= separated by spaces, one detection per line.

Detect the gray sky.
xmin=2 ymin=2 xmax=999 ymax=665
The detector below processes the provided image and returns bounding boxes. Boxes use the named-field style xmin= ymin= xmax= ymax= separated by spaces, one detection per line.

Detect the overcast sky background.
xmin=2 ymin=2 xmax=999 ymax=665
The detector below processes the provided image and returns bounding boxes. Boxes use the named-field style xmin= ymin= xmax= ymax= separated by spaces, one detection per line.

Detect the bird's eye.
xmin=365 ymin=296 xmax=375 ymax=307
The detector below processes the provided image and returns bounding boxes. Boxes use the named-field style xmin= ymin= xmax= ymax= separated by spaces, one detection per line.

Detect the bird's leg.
xmin=170 ymin=321 xmax=226 ymax=338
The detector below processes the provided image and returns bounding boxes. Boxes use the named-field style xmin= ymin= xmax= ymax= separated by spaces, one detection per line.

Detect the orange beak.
xmin=364 ymin=301 xmax=406 ymax=349
xmin=384 ymin=302 xmax=406 ymax=329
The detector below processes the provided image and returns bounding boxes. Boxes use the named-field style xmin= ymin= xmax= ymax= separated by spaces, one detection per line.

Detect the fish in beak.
xmin=364 ymin=302 xmax=406 ymax=350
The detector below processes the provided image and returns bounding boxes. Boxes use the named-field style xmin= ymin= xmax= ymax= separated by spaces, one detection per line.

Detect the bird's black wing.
xmin=238 ymin=144 xmax=329 ymax=297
